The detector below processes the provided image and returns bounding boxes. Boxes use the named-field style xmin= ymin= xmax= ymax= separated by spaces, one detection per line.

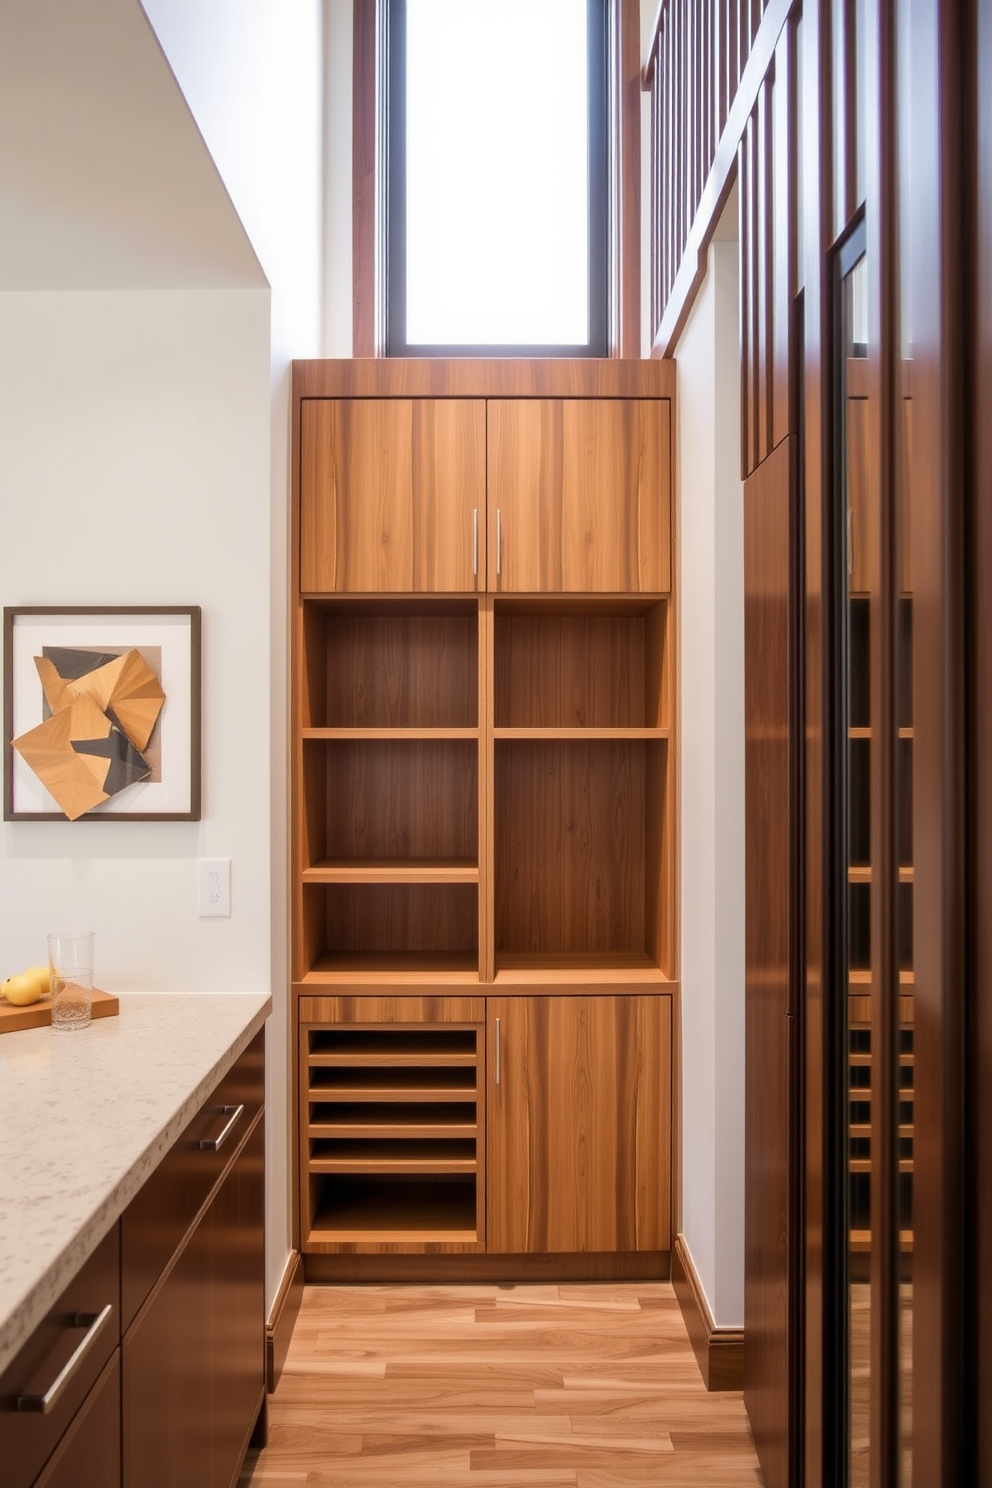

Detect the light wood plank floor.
xmin=242 ymin=1282 xmax=764 ymax=1487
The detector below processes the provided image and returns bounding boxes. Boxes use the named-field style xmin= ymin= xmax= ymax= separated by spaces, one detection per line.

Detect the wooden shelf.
xmin=301 ymin=951 xmax=480 ymax=983
xmin=494 ymin=727 xmax=670 ymax=740
xmin=303 ymin=727 xmax=480 ymax=740
xmin=300 ymin=1021 xmax=485 ymax=1248
xmin=303 ymin=859 xmax=479 ymax=885
xmin=494 ymin=952 xmax=670 ymax=985
xmin=847 ymin=865 xmax=915 ymax=884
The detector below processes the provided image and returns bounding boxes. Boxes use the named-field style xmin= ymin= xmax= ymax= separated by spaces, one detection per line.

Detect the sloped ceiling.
xmin=0 ymin=0 xmax=266 ymax=289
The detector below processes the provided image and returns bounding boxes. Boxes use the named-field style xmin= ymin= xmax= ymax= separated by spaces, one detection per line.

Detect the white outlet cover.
xmin=197 ymin=858 xmax=231 ymax=917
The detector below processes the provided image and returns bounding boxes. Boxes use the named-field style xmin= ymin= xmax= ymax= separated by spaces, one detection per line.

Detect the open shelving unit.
xmin=291 ymin=360 xmax=678 ymax=1261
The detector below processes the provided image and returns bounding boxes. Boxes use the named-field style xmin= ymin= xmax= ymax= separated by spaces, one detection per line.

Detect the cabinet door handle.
xmin=472 ymin=507 xmax=478 ymax=577
xmin=17 ymin=1303 xmax=113 ymax=1414
xmin=199 ymin=1103 xmax=244 ymax=1151
xmin=495 ymin=1017 xmax=501 ymax=1085
xmin=496 ymin=509 xmax=502 ymax=577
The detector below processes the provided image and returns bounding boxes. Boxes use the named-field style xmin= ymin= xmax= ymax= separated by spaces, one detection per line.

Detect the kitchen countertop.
xmin=0 ymin=991 xmax=271 ymax=1376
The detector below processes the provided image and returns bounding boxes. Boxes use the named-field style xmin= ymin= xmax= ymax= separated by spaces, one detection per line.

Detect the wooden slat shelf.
xmin=303 ymin=859 xmax=479 ymax=885
xmin=847 ymin=864 xmax=915 ymax=884
xmin=494 ymin=953 xmax=671 ymax=985
xmin=301 ymin=1020 xmax=485 ymax=1248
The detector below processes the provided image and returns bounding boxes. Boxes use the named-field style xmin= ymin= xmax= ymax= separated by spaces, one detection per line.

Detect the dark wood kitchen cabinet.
xmin=122 ymin=1031 xmax=266 ymax=1488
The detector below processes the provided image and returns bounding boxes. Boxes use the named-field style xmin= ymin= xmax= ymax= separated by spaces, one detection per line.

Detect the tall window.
xmin=384 ymin=0 xmax=609 ymax=356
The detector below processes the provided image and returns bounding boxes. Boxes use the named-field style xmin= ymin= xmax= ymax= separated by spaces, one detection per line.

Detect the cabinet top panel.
xmin=293 ymin=358 xmax=677 ymax=402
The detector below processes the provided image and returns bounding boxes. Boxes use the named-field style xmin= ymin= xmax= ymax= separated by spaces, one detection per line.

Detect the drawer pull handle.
xmin=496 ymin=509 xmax=502 ymax=577
xmin=495 ymin=1017 xmax=501 ymax=1085
xmin=199 ymin=1103 xmax=244 ymax=1152
xmin=17 ymin=1303 xmax=113 ymax=1414
xmin=472 ymin=507 xmax=478 ymax=577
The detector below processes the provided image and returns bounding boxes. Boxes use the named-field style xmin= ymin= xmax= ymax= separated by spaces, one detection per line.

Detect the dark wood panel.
xmin=974 ymin=4 xmax=992 ymax=1479
xmin=0 ymin=1227 xmax=120 ymax=1488
xmin=306 ymin=609 xmax=478 ymax=729
xmin=302 ymin=1250 xmax=670 ymax=1283
xmin=494 ymin=741 xmax=646 ymax=958
xmin=317 ymin=740 xmax=477 ymax=863
xmin=121 ymin=1032 xmax=265 ymax=1332
xmin=34 ymin=1352 xmax=120 ymax=1488
xmin=322 ymin=883 xmax=479 ymax=955
xmin=123 ymin=1113 xmax=265 ymax=1488
xmin=743 ymin=437 xmax=792 ymax=1488
xmin=487 ymin=996 xmax=671 ymax=1254
xmin=494 ymin=610 xmax=662 ymax=729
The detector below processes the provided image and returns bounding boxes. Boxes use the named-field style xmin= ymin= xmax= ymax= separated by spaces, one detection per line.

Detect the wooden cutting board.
xmin=0 ymin=988 xmax=119 ymax=1034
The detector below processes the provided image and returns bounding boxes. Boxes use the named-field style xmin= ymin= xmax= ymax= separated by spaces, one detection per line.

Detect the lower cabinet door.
xmin=123 ymin=1114 xmax=265 ymax=1488
xmin=487 ymin=995 xmax=672 ymax=1253
xmin=35 ymin=1352 xmax=121 ymax=1488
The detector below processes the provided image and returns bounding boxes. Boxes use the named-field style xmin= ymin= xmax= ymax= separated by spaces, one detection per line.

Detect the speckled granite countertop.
xmin=0 ymin=991 xmax=271 ymax=1376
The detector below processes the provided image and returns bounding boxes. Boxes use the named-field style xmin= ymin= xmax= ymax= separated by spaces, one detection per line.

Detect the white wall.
xmin=137 ymin=0 xmax=325 ymax=1309
xmin=0 ymin=0 xmax=326 ymax=1315
xmin=676 ymin=236 xmax=745 ymax=1327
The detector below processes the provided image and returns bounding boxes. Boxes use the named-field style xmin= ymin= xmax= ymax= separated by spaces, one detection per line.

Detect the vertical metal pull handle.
xmin=472 ymin=507 xmax=478 ymax=577
xmin=495 ymin=1017 xmax=501 ymax=1085
xmin=847 ymin=507 xmax=854 ymax=576
xmin=496 ymin=509 xmax=502 ymax=578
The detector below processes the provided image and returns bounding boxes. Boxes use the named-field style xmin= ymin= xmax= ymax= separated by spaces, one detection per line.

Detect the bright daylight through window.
xmin=387 ymin=0 xmax=608 ymax=354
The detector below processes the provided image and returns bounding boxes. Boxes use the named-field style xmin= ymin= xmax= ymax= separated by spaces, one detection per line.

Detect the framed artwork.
xmin=3 ymin=606 xmax=201 ymax=821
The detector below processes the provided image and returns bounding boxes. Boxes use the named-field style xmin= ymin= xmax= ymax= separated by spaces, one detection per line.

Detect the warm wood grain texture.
xmin=121 ymin=1032 xmax=265 ymax=1332
xmin=487 ymin=996 xmax=671 ymax=1254
xmin=293 ymin=360 xmax=677 ymax=401
xmin=306 ymin=739 xmax=477 ymax=866
xmin=304 ymin=884 xmax=479 ymax=969
xmin=487 ymin=400 xmax=671 ymax=593
xmin=494 ymin=607 xmax=666 ymax=729
xmin=743 ymin=436 xmax=792 ymax=1488
xmin=300 ymin=400 xmax=485 ymax=593
xmin=303 ymin=1252 xmax=671 ymax=1284
xmin=0 ymin=1227 xmax=120 ymax=1488
xmin=32 ymin=1351 xmax=120 ymax=1488
xmin=303 ymin=606 xmax=478 ymax=729
xmin=299 ymin=997 xmax=485 ymax=1025
xmin=299 ymin=1019 xmax=485 ymax=1254
xmin=672 ymin=1234 xmax=745 ymax=1392
xmin=242 ymin=1281 xmax=763 ymax=1485
xmin=123 ymin=1113 xmax=265 ymax=1488
xmin=494 ymin=741 xmax=647 ymax=961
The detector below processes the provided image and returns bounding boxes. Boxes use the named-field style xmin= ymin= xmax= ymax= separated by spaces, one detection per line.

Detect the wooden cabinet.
xmin=0 ymin=1228 xmax=120 ymax=1488
xmin=300 ymin=399 xmax=486 ymax=593
xmin=122 ymin=1032 xmax=265 ymax=1488
xmin=123 ymin=1116 xmax=265 ymax=1488
xmin=487 ymin=995 xmax=671 ymax=1253
xmin=292 ymin=360 xmax=678 ymax=1272
xmin=0 ymin=1032 xmax=265 ymax=1488
xmin=487 ymin=399 xmax=671 ymax=592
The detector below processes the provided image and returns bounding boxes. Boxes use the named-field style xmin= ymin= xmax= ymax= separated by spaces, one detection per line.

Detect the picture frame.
xmin=3 ymin=606 xmax=201 ymax=821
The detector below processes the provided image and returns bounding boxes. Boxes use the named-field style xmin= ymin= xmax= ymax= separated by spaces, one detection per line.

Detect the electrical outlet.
xmin=197 ymin=858 xmax=231 ymax=917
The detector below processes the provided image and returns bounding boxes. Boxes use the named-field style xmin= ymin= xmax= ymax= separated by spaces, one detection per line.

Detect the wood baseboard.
xmin=303 ymin=1250 xmax=671 ymax=1285
xmin=672 ymin=1234 xmax=744 ymax=1391
xmin=266 ymin=1250 xmax=304 ymax=1393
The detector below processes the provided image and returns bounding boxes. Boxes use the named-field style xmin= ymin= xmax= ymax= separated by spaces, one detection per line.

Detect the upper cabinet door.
xmin=487 ymin=399 xmax=672 ymax=593
xmin=301 ymin=399 xmax=486 ymax=593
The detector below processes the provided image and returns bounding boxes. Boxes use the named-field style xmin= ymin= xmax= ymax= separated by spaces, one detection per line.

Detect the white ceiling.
xmin=0 ymin=0 xmax=265 ymax=290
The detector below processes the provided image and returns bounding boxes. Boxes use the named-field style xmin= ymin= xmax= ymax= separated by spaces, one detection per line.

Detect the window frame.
xmin=352 ymin=0 xmax=641 ymax=359
xmin=381 ymin=0 xmax=610 ymax=358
